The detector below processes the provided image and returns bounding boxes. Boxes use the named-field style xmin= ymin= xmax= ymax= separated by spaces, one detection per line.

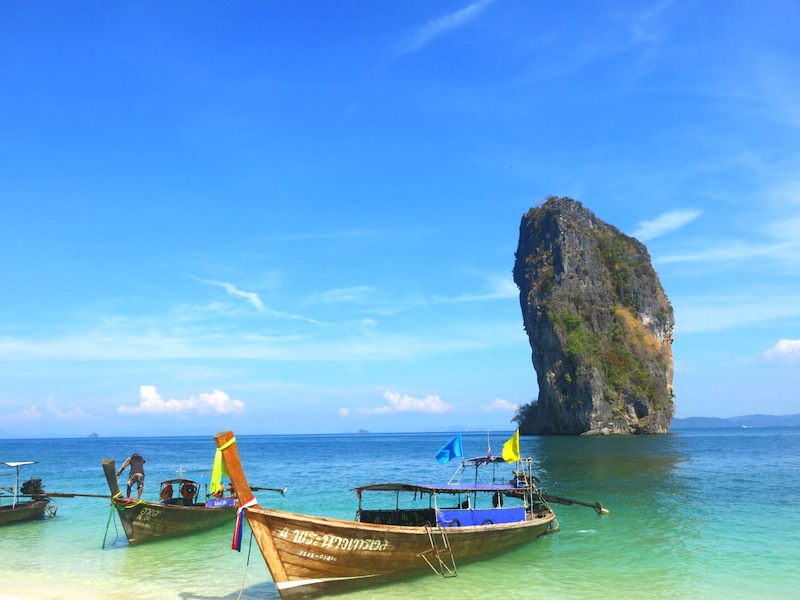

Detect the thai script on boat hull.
xmin=276 ymin=526 xmax=390 ymax=552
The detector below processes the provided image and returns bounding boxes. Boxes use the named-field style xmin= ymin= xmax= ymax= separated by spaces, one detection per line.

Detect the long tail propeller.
xmin=542 ymin=493 xmax=609 ymax=515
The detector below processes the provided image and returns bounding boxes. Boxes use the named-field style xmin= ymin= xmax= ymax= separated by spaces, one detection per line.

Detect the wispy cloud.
xmin=433 ymin=274 xmax=518 ymax=303
xmin=319 ymin=286 xmax=375 ymax=303
xmin=632 ymin=208 xmax=702 ymax=241
xmin=8 ymin=405 xmax=41 ymax=419
xmin=117 ymin=385 xmax=245 ymax=415
xmin=674 ymin=293 xmax=800 ymax=334
xmin=0 ymin=317 xmax=503 ymax=362
xmin=5 ymin=396 xmax=91 ymax=421
xmin=191 ymin=275 xmax=326 ymax=324
xmin=258 ymin=229 xmax=388 ymax=243
xmin=654 ymin=179 xmax=800 ymax=267
xmin=659 ymin=241 xmax=782 ymax=265
xmin=623 ymin=0 xmax=679 ymax=82
xmin=658 ymin=202 xmax=800 ymax=267
xmin=395 ymin=0 xmax=496 ymax=56
xmin=191 ymin=276 xmax=266 ymax=311
xmin=763 ymin=339 xmax=800 ymax=364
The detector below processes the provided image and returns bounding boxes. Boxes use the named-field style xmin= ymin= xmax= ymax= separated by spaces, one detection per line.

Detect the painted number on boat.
xmin=276 ymin=527 xmax=389 ymax=553
xmin=137 ymin=507 xmax=161 ymax=521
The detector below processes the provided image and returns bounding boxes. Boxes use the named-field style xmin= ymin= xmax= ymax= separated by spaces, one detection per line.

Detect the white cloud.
xmin=6 ymin=396 xmax=90 ymax=421
xmin=659 ymin=241 xmax=779 ymax=264
xmin=433 ymin=274 xmax=518 ymax=303
xmin=484 ymin=398 xmax=518 ymax=412
xmin=632 ymin=208 xmax=702 ymax=241
xmin=674 ymin=293 xmax=800 ymax=334
xmin=658 ymin=184 xmax=800 ymax=267
xmin=338 ymin=407 xmax=350 ymax=417
xmin=192 ymin=275 xmax=325 ymax=324
xmin=764 ymin=339 xmax=800 ymax=363
xmin=192 ymin=276 xmax=266 ymax=311
xmin=383 ymin=390 xmax=453 ymax=413
xmin=8 ymin=405 xmax=42 ymax=420
xmin=396 ymin=0 xmax=496 ymax=56
xmin=359 ymin=406 xmax=394 ymax=415
xmin=117 ymin=385 xmax=245 ymax=415
xmin=358 ymin=390 xmax=454 ymax=415
xmin=43 ymin=395 xmax=91 ymax=420
xmin=0 ymin=316 xmax=508 ymax=362
xmin=320 ymin=286 xmax=374 ymax=303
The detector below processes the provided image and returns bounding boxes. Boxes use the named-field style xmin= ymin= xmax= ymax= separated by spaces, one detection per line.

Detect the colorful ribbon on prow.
xmin=232 ymin=496 xmax=258 ymax=551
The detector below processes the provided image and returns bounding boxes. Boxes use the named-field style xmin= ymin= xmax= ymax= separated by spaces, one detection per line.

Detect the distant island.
xmin=671 ymin=414 xmax=800 ymax=429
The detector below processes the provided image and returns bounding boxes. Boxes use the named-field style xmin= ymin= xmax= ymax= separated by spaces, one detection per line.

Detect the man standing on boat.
xmin=116 ymin=452 xmax=145 ymax=500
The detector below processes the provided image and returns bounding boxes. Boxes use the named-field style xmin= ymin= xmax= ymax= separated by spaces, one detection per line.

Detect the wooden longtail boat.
xmin=214 ymin=430 xmax=562 ymax=599
xmin=102 ymin=458 xmax=239 ymax=544
xmin=0 ymin=462 xmax=55 ymax=526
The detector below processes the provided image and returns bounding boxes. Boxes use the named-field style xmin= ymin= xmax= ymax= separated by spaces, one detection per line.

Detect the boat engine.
xmin=21 ymin=477 xmax=47 ymax=499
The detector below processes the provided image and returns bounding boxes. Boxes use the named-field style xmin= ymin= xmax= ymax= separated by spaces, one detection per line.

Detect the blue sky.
xmin=1 ymin=1 xmax=798 ymax=438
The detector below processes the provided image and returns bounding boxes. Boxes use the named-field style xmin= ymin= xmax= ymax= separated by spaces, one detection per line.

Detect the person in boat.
xmin=116 ymin=452 xmax=146 ymax=500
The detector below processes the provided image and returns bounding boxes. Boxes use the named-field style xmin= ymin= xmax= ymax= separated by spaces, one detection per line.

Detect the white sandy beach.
xmin=0 ymin=591 xmax=130 ymax=600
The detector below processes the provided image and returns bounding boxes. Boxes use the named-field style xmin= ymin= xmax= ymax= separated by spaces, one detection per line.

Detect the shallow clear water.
xmin=1 ymin=429 xmax=798 ymax=599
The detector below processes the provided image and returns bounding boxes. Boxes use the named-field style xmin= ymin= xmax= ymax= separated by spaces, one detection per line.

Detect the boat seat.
xmin=358 ymin=508 xmax=436 ymax=526
xmin=437 ymin=507 xmax=526 ymax=527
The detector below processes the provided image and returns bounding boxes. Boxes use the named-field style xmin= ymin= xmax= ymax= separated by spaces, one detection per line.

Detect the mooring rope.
xmin=234 ymin=529 xmax=255 ymax=600
xmin=101 ymin=505 xmax=116 ymax=549
xmin=110 ymin=492 xmax=145 ymax=510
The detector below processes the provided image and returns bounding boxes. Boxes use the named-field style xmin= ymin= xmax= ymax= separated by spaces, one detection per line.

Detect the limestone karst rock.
xmin=513 ymin=196 xmax=675 ymax=435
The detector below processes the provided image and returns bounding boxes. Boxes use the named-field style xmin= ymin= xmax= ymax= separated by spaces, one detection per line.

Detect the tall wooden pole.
xmin=213 ymin=430 xmax=259 ymax=507
xmin=213 ymin=430 xmax=289 ymax=585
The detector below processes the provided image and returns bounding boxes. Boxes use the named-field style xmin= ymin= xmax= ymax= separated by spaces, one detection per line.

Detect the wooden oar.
xmin=542 ymin=493 xmax=609 ymax=515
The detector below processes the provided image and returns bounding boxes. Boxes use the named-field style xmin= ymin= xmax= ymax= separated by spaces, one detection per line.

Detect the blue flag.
xmin=436 ymin=434 xmax=463 ymax=464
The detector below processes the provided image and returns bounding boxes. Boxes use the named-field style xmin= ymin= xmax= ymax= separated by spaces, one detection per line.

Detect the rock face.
xmin=513 ymin=197 xmax=674 ymax=435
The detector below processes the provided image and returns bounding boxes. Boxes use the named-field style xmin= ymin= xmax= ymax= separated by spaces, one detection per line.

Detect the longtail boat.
xmin=0 ymin=462 xmax=55 ymax=526
xmin=215 ymin=430 xmax=603 ymax=599
xmin=102 ymin=458 xmax=239 ymax=544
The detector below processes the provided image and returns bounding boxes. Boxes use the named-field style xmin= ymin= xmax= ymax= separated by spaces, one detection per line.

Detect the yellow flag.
xmin=502 ymin=429 xmax=520 ymax=463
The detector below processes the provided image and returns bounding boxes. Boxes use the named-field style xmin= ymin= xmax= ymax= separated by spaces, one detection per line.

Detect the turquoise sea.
xmin=1 ymin=429 xmax=798 ymax=599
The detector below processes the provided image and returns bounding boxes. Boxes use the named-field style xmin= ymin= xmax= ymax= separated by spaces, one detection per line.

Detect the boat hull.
xmin=111 ymin=497 xmax=238 ymax=544
xmin=0 ymin=499 xmax=50 ymax=526
xmin=246 ymin=506 xmax=557 ymax=599
xmin=102 ymin=458 xmax=237 ymax=544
